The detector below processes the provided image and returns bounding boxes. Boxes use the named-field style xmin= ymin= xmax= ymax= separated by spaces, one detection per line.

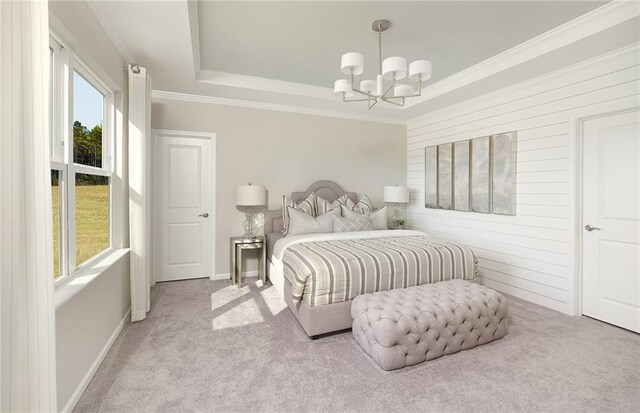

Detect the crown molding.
xmin=152 ymin=90 xmax=407 ymax=125
xmin=86 ymin=1 xmax=135 ymax=63
xmin=196 ymin=69 xmax=338 ymax=101
xmin=404 ymin=0 xmax=640 ymax=108
xmin=186 ymin=0 xmax=201 ymax=78
xmin=407 ymin=43 xmax=640 ymax=127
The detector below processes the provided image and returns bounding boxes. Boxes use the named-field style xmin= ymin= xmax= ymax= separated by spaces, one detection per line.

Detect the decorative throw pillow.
xmin=316 ymin=194 xmax=355 ymax=215
xmin=353 ymin=194 xmax=374 ymax=214
xmin=341 ymin=205 xmax=388 ymax=230
xmin=282 ymin=193 xmax=316 ymax=234
xmin=287 ymin=206 xmax=340 ymax=236
xmin=332 ymin=215 xmax=373 ymax=233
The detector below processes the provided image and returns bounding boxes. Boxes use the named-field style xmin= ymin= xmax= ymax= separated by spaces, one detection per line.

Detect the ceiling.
xmin=87 ymin=0 xmax=639 ymax=123
xmin=197 ymin=1 xmax=605 ymax=88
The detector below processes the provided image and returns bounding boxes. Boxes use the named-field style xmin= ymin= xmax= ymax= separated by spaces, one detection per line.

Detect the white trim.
xmin=151 ymin=129 xmax=217 ymax=284
xmin=48 ymin=16 xmax=122 ymax=93
xmin=55 ymin=248 xmax=130 ymax=310
xmin=408 ymin=43 xmax=640 ymax=127
xmin=568 ymin=106 xmax=640 ymax=317
xmin=404 ymin=0 xmax=640 ymax=109
xmin=187 ymin=0 xmax=201 ymax=78
xmin=213 ymin=270 xmax=259 ymax=281
xmin=85 ymin=1 xmax=135 ymax=63
xmin=59 ymin=307 xmax=131 ymax=413
xmin=49 ymin=29 xmax=118 ymax=283
xmin=197 ymin=69 xmax=338 ymax=101
xmin=151 ymin=90 xmax=407 ymax=126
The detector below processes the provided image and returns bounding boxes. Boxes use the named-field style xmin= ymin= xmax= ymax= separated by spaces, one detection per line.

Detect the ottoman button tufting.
xmin=351 ymin=280 xmax=509 ymax=371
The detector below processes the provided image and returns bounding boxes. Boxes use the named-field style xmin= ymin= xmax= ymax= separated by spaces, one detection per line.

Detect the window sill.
xmin=55 ymin=248 xmax=130 ymax=310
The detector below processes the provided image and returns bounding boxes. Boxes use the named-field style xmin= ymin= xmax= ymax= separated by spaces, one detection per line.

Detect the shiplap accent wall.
xmin=406 ymin=44 xmax=639 ymax=314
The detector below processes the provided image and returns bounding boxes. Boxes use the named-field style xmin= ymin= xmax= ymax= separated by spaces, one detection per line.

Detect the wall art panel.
xmin=424 ymin=146 xmax=438 ymax=208
xmin=438 ymin=143 xmax=453 ymax=210
xmin=454 ymin=140 xmax=470 ymax=211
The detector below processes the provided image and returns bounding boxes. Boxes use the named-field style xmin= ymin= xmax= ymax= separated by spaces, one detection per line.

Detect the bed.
xmin=264 ymin=180 xmax=478 ymax=338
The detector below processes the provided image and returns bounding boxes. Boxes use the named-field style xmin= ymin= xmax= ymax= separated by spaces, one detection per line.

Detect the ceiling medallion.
xmin=334 ymin=19 xmax=432 ymax=109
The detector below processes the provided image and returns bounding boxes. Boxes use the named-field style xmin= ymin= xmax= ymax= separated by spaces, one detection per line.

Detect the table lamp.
xmin=383 ymin=185 xmax=409 ymax=229
xmin=235 ymin=183 xmax=267 ymax=239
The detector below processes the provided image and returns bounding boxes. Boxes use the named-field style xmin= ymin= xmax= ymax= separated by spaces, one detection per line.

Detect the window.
xmin=49 ymin=35 xmax=114 ymax=281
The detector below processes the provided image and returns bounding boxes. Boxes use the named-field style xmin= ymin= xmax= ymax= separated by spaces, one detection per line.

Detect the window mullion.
xmin=65 ymin=48 xmax=76 ymax=273
xmin=59 ymin=165 xmax=69 ymax=278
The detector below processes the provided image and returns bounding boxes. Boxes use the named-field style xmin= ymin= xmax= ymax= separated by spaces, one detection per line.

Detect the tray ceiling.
xmin=197 ymin=1 xmax=606 ymax=88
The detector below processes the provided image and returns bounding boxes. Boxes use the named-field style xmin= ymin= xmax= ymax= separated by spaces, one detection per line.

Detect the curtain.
xmin=0 ymin=1 xmax=57 ymax=411
xmin=128 ymin=65 xmax=152 ymax=322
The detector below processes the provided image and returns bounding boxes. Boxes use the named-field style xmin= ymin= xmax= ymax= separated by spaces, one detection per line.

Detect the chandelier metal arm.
xmin=342 ymin=96 xmax=374 ymax=103
xmin=379 ymin=98 xmax=404 ymax=108
xmin=380 ymin=81 xmax=398 ymax=99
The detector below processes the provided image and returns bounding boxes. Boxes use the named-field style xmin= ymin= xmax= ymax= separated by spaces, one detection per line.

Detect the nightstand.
xmin=230 ymin=236 xmax=266 ymax=288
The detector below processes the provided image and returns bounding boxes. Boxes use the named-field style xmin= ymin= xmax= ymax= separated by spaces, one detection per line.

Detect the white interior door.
xmin=154 ymin=130 xmax=214 ymax=282
xmin=582 ymin=110 xmax=640 ymax=333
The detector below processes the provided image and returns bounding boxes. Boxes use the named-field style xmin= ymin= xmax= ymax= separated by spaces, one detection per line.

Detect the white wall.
xmin=406 ymin=44 xmax=639 ymax=314
xmin=49 ymin=1 xmax=130 ymax=410
xmin=151 ymin=100 xmax=407 ymax=276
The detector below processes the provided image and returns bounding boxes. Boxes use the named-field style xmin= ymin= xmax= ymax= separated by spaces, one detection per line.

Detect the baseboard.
xmin=211 ymin=270 xmax=259 ymax=281
xmin=61 ymin=307 xmax=131 ymax=413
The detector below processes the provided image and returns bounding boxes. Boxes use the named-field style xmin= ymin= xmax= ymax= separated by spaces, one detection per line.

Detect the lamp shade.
xmin=341 ymin=52 xmax=364 ymax=75
xmin=235 ymin=184 xmax=266 ymax=206
xmin=334 ymin=79 xmax=354 ymax=98
xmin=409 ymin=60 xmax=432 ymax=81
xmin=360 ymin=79 xmax=377 ymax=95
xmin=394 ymin=84 xmax=414 ymax=97
xmin=383 ymin=186 xmax=409 ymax=203
xmin=382 ymin=56 xmax=407 ymax=80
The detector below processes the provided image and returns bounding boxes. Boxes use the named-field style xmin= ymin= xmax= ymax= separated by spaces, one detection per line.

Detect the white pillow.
xmin=287 ymin=206 xmax=340 ymax=236
xmin=332 ymin=215 xmax=373 ymax=233
xmin=341 ymin=205 xmax=388 ymax=230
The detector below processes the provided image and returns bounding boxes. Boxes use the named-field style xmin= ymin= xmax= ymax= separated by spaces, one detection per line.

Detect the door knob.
xmin=584 ymin=224 xmax=600 ymax=231
xmin=198 ymin=213 xmax=209 ymax=218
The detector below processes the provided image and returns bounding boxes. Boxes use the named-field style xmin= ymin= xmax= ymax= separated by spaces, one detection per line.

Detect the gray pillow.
xmin=282 ymin=193 xmax=316 ymax=234
xmin=287 ymin=206 xmax=340 ymax=236
xmin=332 ymin=215 xmax=373 ymax=233
xmin=341 ymin=205 xmax=388 ymax=230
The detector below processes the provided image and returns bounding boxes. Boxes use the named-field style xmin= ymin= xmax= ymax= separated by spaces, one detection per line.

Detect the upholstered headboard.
xmin=263 ymin=180 xmax=358 ymax=235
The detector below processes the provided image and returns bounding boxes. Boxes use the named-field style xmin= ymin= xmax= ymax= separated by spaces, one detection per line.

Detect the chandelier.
xmin=334 ymin=19 xmax=432 ymax=109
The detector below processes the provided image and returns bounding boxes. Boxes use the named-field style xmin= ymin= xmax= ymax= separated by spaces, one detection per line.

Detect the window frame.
xmin=50 ymin=32 xmax=116 ymax=285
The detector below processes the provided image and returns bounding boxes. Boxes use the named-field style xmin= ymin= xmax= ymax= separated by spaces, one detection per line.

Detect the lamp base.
xmin=239 ymin=206 xmax=265 ymax=239
xmin=389 ymin=203 xmax=406 ymax=230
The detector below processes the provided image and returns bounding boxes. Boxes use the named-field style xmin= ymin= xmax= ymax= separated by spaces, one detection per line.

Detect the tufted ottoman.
xmin=351 ymin=280 xmax=508 ymax=371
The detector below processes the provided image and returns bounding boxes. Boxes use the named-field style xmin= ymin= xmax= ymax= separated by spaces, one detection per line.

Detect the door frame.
xmin=568 ymin=106 xmax=639 ymax=317
xmin=151 ymin=129 xmax=217 ymax=283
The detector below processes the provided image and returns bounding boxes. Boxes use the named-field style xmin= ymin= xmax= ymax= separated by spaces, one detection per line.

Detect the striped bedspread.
xmin=281 ymin=234 xmax=478 ymax=307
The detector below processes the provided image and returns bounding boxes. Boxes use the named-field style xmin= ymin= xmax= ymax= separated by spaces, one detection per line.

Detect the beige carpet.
xmin=74 ymin=278 xmax=640 ymax=412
